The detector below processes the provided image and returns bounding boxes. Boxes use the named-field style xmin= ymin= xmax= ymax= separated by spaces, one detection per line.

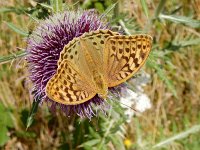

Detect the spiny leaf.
xmin=5 ymin=22 xmax=29 ymax=37
xmin=0 ymin=50 xmax=27 ymax=65
xmin=0 ymin=6 xmax=27 ymax=14
xmin=50 ymin=0 xmax=63 ymax=13
xmin=38 ymin=3 xmax=53 ymax=11
xmin=153 ymin=125 xmax=200 ymax=148
xmin=147 ymin=53 xmax=177 ymax=98
xmin=176 ymin=38 xmax=200 ymax=47
xmin=159 ymin=14 xmax=200 ymax=28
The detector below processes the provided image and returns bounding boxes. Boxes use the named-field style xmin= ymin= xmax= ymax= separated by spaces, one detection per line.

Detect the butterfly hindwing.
xmin=104 ymin=34 xmax=152 ymax=87
xmin=46 ymin=60 xmax=96 ymax=105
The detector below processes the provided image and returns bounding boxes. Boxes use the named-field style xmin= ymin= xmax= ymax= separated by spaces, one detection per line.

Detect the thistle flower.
xmin=26 ymin=9 xmax=125 ymax=119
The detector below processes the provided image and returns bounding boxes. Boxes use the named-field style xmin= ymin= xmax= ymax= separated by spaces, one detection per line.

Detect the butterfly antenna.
xmin=111 ymin=98 xmax=139 ymax=112
xmin=108 ymin=92 xmax=140 ymax=113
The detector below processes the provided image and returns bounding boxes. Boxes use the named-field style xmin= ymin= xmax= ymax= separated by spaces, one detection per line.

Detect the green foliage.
xmin=50 ymin=0 xmax=63 ymax=12
xmin=82 ymin=0 xmax=114 ymax=13
xmin=159 ymin=14 xmax=200 ymax=28
xmin=0 ymin=103 xmax=14 ymax=146
xmin=153 ymin=125 xmax=200 ymax=149
xmin=100 ymin=2 xmax=117 ymax=19
xmin=0 ymin=6 xmax=27 ymax=14
xmin=26 ymin=97 xmax=40 ymax=130
xmin=147 ymin=52 xmax=177 ymax=97
xmin=0 ymin=50 xmax=26 ymax=65
xmin=74 ymin=95 xmax=127 ymax=149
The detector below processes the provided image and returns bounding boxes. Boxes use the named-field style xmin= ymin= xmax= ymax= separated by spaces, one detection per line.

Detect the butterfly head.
xmin=98 ymin=89 xmax=108 ymax=100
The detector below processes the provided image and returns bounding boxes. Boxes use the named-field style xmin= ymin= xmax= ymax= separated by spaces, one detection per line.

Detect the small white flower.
xmin=134 ymin=94 xmax=151 ymax=113
xmin=119 ymin=71 xmax=152 ymax=122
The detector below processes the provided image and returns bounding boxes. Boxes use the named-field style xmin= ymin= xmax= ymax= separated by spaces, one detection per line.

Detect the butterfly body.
xmin=45 ymin=30 xmax=152 ymax=105
xmin=80 ymin=38 xmax=108 ymax=99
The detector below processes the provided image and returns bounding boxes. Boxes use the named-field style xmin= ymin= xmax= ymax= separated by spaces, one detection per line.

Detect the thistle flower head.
xmin=26 ymin=9 xmax=123 ymax=119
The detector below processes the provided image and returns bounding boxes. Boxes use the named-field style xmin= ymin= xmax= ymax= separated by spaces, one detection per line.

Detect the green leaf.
xmin=5 ymin=22 xmax=29 ymax=37
xmin=159 ymin=14 xmax=200 ymax=28
xmin=0 ymin=103 xmax=14 ymax=128
xmin=38 ymin=3 xmax=53 ymax=11
xmin=0 ymin=7 xmax=14 ymax=13
xmin=100 ymin=2 xmax=117 ymax=18
xmin=0 ymin=126 xmax=10 ymax=147
xmin=59 ymin=143 xmax=70 ymax=150
xmin=153 ymin=125 xmax=200 ymax=148
xmin=0 ymin=50 xmax=27 ymax=65
xmin=140 ymin=0 xmax=149 ymax=18
xmin=147 ymin=53 xmax=177 ymax=97
xmin=20 ymin=109 xmax=29 ymax=127
xmin=15 ymin=131 xmax=37 ymax=138
xmin=89 ymin=127 xmax=101 ymax=139
xmin=26 ymin=97 xmax=40 ymax=130
xmin=50 ymin=0 xmax=63 ymax=13
xmin=0 ymin=6 xmax=26 ymax=14
xmin=80 ymin=139 xmax=101 ymax=147
xmin=94 ymin=2 xmax=104 ymax=13
xmin=0 ymin=103 xmax=14 ymax=146
xmin=177 ymin=38 xmax=200 ymax=47
xmin=110 ymin=135 xmax=126 ymax=150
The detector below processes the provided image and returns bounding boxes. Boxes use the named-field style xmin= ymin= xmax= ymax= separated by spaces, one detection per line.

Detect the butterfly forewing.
xmin=104 ymin=34 xmax=152 ymax=87
xmin=80 ymin=30 xmax=119 ymax=73
xmin=58 ymin=29 xmax=119 ymax=80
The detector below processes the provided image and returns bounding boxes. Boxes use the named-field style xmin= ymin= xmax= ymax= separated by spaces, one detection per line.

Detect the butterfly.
xmin=45 ymin=29 xmax=152 ymax=105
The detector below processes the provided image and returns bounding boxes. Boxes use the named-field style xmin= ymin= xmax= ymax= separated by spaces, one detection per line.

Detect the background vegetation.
xmin=0 ymin=0 xmax=200 ymax=149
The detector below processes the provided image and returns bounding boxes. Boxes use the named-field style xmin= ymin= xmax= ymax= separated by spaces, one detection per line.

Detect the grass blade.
xmin=154 ymin=0 xmax=167 ymax=18
xmin=100 ymin=2 xmax=117 ymax=18
xmin=140 ymin=0 xmax=149 ymax=19
xmin=153 ymin=125 xmax=200 ymax=148
xmin=5 ymin=22 xmax=28 ymax=37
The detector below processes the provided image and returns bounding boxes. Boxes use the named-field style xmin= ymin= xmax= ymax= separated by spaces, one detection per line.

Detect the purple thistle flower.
xmin=26 ymin=9 xmax=123 ymax=119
